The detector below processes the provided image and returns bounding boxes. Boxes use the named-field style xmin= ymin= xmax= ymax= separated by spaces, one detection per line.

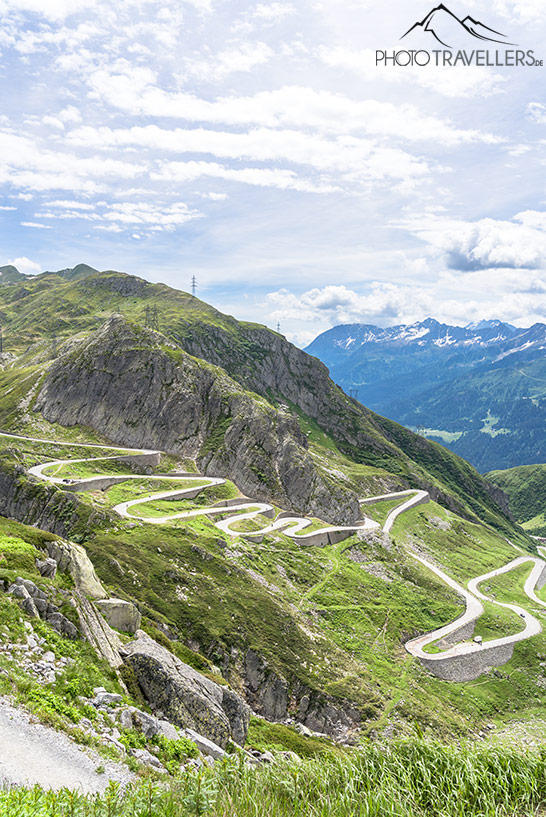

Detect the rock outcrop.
xmin=76 ymin=591 xmax=123 ymax=668
xmin=0 ymin=446 xmax=113 ymax=539
xmin=7 ymin=577 xmax=78 ymax=639
xmin=95 ymin=599 xmax=141 ymax=634
xmin=243 ymin=649 xmax=361 ymax=741
xmin=33 ymin=317 xmax=359 ymax=524
xmin=121 ymin=630 xmax=250 ymax=747
xmin=0 ymin=451 xmax=111 ymax=539
xmin=47 ymin=540 xmax=107 ymax=600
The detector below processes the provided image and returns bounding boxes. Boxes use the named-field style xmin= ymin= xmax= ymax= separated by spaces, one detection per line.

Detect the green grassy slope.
xmin=0 ymin=434 xmax=544 ymax=741
xmin=487 ymin=463 xmax=546 ymax=536
xmin=0 ymin=266 xmax=542 ymax=740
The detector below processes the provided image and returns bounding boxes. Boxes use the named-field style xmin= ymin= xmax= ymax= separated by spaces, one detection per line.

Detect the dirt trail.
xmin=0 ymin=697 xmax=134 ymax=793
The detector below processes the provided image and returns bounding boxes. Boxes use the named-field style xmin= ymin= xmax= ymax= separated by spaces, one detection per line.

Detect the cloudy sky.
xmin=0 ymin=0 xmax=545 ymax=345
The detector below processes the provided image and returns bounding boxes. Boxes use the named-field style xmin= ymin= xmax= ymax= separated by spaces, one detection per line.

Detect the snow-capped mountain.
xmin=305 ymin=319 xmax=546 ymax=473
xmin=307 ymin=318 xmax=528 ymax=358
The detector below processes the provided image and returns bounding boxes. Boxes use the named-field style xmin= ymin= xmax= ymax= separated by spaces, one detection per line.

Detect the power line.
xmin=191 ymin=275 xmax=197 ymax=297
xmin=348 ymin=388 xmax=359 ymax=401
xmin=276 ymin=322 xmax=281 ymax=333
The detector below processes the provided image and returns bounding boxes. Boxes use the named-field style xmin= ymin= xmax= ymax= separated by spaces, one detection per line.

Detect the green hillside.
xmin=397 ymin=358 xmax=546 ymax=473
xmin=488 ymin=463 xmax=546 ymax=536
xmin=0 ymin=265 xmax=544 ymax=751
xmin=1 ymin=432 xmax=544 ymax=743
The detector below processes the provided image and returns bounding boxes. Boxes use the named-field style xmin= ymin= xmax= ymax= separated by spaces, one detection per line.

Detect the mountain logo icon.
xmin=401 ymin=4 xmax=516 ymax=48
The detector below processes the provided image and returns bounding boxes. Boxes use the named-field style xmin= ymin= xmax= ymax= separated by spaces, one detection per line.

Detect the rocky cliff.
xmin=33 ymin=317 xmax=359 ymax=524
xmin=0 ymin=448 xmax=110 ymax=539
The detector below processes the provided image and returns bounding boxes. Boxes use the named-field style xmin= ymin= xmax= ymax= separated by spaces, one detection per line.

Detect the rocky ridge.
xmin=33 ymin=317 xmax=359 ymax=524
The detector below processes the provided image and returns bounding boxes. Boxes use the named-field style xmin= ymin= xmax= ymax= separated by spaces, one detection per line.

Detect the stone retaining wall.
xmin=421 ymin=643 xmax=514 ymax=682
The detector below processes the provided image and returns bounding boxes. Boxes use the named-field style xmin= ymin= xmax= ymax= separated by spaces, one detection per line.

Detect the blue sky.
xmin=0 ymin=0 xmax=545 ymax=345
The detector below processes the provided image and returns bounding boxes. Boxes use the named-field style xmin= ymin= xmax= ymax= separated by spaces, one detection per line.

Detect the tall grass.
xmin=1 ymin=739 xmax=546 ymax=817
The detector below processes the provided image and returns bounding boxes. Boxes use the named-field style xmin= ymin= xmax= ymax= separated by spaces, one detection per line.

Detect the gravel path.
xmin=0 ymin=697 xmax=134 ymax=793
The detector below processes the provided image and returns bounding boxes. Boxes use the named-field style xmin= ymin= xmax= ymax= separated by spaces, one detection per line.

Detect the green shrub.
xmin=0 ymin=535 xmax=39 ymax=571
xmin=26 ymin=686 xmax=81 ymax=723
xmin=33 ymin=618 xmax=79 ymax=658
xmin=119 ymin=729 xmax=148 ymax=751
xmin=153 ymin=733 xmax=199 ymax=763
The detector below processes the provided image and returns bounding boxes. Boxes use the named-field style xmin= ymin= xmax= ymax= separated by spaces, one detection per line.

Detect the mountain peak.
xmin=0 ymin=264 xmax=28 ymax=284
xmin=466 ymin=319 xmax=516 ymax=333
xmin=43 ymin=263 xmax=99 ymax=282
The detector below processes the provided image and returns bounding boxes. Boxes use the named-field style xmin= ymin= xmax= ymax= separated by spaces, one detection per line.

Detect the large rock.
xmin=75 ymin=591 xmax=123 ymax=668
xmin=46 ymin=611 xmax=78 ymax=639
xmin=47 ymin=540 xmax=107 ymax=600
xmin=95 ymin=599 xmax=141 ymax=634
xmin=121 ymin=631 xmax=250 ymax=748
xmin=245 ymin=649 xmax=289 ymax=721
xmin=36 ymin=558 xmax=57 ymax=579
xmin=184 ymin=728 xmax=225 ymax=761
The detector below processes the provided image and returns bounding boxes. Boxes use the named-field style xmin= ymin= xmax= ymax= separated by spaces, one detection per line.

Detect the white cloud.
xmin=68 ymin=124 xmax=433 ymax=186
xmin=0 ymin=205 xmax=16 ymax=210
xmin=401 ymin=211 xmax=546 ymax=271
xmin=267 ymin=283 xmax=433 ymax=325
xmin=58 ymin=106 xmax=83 ymax=124
xmin=42 ymin=116 xmax=65 ymax=130
xmin=152 ymin=160 xmax=340 ymax=193
xmin=197 ymin=192 xmax=228 ymax=200
xmin=0 ymin=0 xmax=93 ymax=21
xmin=36 ymin=199 xmax=203 ymax=232
xmin=252 ymin=3 xmax=295 ymax=22
xmin=45 ymin=199 xmax=96 ymax=210
xmin=6 ymin=255 xmax=41 ymax=273
xmin=84 ymin=73 xmax=501 ymax=145
xmin=0 ymin=130 xmax=146 ymax=193
xmin=182 ymin=42 xmax=274 ymax=82
xmin=20 ymin=221 xmax=51 ymax=228
xmin=266 ymin=279 xmax=546 ymax=340
xmin=232 ymin=2 xmax=295 ymax=33
xmin=527 ymin=102 xmax=546 ymax=124
xmin=491 ymin=0 xmax=546 ymax=23
xmin=0 ymin=0 xmax=212 ymax=21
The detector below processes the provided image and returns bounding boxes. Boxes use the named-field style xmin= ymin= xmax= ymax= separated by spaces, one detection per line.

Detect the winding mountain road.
xmin=3 ymin=430 xmax=546 ymax=680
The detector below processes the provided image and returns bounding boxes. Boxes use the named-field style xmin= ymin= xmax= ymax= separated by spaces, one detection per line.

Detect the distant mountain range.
xmin=0 ymin=263 xmax=98 ymax=285
xmin=305 ymin=318 xmax=546 ymax=473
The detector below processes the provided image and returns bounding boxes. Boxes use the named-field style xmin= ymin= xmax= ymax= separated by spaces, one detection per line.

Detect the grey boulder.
xmin=122 ymin=631 xmax=250 ymax=748
xmin=95 ymin=599 xmax=141 ymax=634
xmin=36 ymin=558 xmax=57 ymax=578
xmin=183 ymin=728 xmax=225 ymax=761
